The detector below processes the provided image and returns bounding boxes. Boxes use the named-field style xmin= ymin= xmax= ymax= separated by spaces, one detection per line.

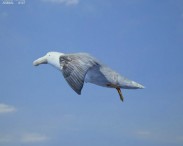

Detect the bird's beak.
xmin=33 ymin=55 xmax=48 ymax=66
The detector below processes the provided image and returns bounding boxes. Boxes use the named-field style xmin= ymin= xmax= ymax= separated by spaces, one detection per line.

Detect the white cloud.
xmin=0 ymin=103 xmax=17 ymax=114
xmin=20 ymin=133 xmax=49 ymax=143
xmin=42 ymin=0 xmax=79 ymax=6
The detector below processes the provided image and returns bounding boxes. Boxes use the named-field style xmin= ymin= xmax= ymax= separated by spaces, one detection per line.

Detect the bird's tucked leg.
xmin=106 ymin=84 xmax=124 ymax=102
xmin=116 ymin=88 xmax=124 ymax=102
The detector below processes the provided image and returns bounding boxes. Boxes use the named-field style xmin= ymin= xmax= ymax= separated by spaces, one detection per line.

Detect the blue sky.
xmin=0 ymin=0 xmax=183 ymax=146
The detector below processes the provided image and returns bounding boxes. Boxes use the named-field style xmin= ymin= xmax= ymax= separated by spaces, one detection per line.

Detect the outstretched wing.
xmin=59 ymin=53 xmax=99 ymax=95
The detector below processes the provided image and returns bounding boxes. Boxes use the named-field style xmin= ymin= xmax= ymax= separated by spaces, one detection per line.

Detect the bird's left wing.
xmin=59 ymin=53 xmax=99 ymax=95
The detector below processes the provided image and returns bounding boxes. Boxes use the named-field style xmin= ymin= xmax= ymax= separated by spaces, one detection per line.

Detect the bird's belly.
xmin=85 ymin=67 xmax=110 ymax=87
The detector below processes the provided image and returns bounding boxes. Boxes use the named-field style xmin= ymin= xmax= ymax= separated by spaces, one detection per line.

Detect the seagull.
xmin=33 ymin=52 xmax=144 ymax=102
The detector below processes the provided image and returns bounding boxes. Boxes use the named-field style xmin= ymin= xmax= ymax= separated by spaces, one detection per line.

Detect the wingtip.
xmin=75 ymin=90 xmax=81 ymax=95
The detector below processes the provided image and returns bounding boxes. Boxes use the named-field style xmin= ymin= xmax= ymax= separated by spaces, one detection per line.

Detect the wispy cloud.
xmin=134 ymin=129 xmax=183 ymax=144
xmin=41 ymin=0 xmax=79 ymax=6
xmin=176 ymin=135 xmax=183 ymax=142
xmin=0 ymin=135 xmax=12 ymax=143
xmin=135 ymin=130 xmax=151 ymax=137
xmin=20 ymin=133 xmax=49 ymax=143
xmin=0 ymin=103 xmax=17 ymax=114
xmin=0 ymin=12 xmax=8 ymax=18
xmin=0 ymin=133 xmax=49 ymax=144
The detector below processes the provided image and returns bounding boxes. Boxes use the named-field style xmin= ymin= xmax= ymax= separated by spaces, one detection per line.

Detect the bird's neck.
xmin=48 ymin=57 xmax=61 ymax=70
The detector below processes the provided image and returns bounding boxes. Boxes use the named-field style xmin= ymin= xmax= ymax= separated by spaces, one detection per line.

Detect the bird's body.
xmin=33 ymin=52 xmax=144 ymax=102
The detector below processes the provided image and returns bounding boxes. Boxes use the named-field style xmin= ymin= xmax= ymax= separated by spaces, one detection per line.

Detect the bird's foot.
xmin=116 ymin=88 xmax=124 ymax=102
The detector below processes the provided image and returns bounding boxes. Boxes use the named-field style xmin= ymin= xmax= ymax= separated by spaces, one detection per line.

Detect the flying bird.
xmin=33 ymin=52 xmax=144 ymax=102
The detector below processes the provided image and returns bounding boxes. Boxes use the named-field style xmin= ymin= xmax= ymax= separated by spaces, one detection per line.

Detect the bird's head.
xmin=33 ymin=52 xmax=64 ymax=69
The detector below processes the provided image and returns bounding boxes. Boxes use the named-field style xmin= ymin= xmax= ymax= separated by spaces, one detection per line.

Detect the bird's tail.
xmin=118 ymin=76 xmax=145 ymax=89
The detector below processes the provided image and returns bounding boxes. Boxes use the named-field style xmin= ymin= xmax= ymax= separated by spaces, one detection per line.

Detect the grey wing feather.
xmin=60 ymin=53 xmax=99 ymax=95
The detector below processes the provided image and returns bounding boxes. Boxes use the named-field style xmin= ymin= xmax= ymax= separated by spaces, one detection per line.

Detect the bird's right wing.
xmin=59 ymin=53 xmax=99 ymax=95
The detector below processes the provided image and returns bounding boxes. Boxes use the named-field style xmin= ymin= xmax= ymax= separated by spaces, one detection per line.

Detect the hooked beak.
xmin=33 ymin=55 xmax=47 ymax=66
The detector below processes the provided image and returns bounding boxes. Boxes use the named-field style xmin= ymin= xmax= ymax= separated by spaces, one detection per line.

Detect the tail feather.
xmin=118 ymin=76 xmax=145 ymax=89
